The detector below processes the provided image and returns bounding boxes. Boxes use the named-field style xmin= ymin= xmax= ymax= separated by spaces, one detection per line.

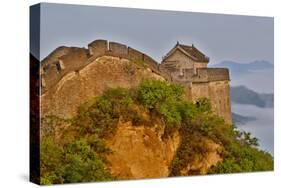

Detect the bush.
xmin=63 ymin=138 xmax=113 ymax=183
xmin=75 ymin=87 xmax=135 ymax=137
xmin=208 ymin=130 xmax=273 ymax=174
xmin=137 ymin=79 xmax=184 ymax=109
xmin=136 ymin=80 xmax=185 ymax=128
xmin=40 ymin=136 xmax=114 ymax=185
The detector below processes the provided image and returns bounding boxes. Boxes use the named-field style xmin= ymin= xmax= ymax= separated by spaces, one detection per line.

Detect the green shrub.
xmin=136 ymin=80 xmax=185 ymax=129
xmin=40 ymin=137 xmax=64 ymax=184
xmin=63 ymin=138 xmax=113 ymax=183
xmin=40 ymin=136 xmax=114 ymax=185
xmin=136 ymin=79 xmax=184 ymax=109
xmin=75 ymin=87 xmax=135 ymax=137
xmin=195 ymin=98 xmax=212 ymax=113
xmin=208 ymin=128 xmax=273 ymax=174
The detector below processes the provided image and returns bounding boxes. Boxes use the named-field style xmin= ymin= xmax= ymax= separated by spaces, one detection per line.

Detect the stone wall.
xmin=191 ymin=82 xmax=210 ymax=100
xmin=41 ymin=47 xmax=88 ymax=93
xmin=160 ymin=49 xmax=208 ymax=77
xmin=205 ymin=68 xmax=230 ymax=81
xmin=109 ymin=42 xmax=127 ymax=58
xmin=157 ymin=68 xmax=232 ymax=124
xmin=41 ymin=40 xmax=160 ymax=93
xmin=41 ymin=56 xmax=164 ymax=118
xmin=161 ymin=49 xmax=194 ymax=71
xmin=190 ymin=80 xmax=232 ymax=124
xmin=41 ymin=46 xmax=74 ymax=66
xmin=40 ymin=39 xmax=232 ymax=123
xmin=164 ymin=67 xmax=230 ymax=84
xmin=194 ymin=62 xmax=208 ymax=69
xmin=208 ymin=80 xmax=232 ymax=124
xmin=88 ymin=40 xmax=108 ymax=58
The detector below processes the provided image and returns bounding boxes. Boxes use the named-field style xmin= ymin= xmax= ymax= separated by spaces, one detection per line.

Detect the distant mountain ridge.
xmin=211 ymin=60 xmax=273 ymax=74
xmin=231 ymin=86 xmax=273 ymax=108
xmin=232 ymin=113 xmax=257 ymax=125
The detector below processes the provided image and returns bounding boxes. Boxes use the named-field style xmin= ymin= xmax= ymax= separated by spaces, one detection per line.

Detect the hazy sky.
xmin=33 ymin=3 xmax=274 ymax=64
xmin=30 ymin=3 xmax=274 ymax=155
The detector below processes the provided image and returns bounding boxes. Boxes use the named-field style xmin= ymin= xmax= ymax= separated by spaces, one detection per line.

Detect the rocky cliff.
xmin=105 ymin=119 xmax=221 ymax=179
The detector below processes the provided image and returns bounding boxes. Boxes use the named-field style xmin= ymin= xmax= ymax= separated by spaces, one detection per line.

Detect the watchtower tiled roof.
xmin=162 ymin=42 xmax=209 ymax=63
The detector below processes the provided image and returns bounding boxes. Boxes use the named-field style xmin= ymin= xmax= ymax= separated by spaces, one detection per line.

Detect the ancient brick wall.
xmin=194 ymin=62 xmax=208 ymax=69
xmin=40 ymin=39 xmax=232 ymax=124
xmin=41 ymin=56 xmax=164 ymax=118
xmin=206 ymin=68 xmax=230 ymax=82
xmin=41 ymin=46 xmax=73 ymax=66
xmin=59 ymin=48 xmax=88 ymax=72
xmin=41 ymin=47 xmax=88 ymax=93
xmin=108 ymin=42 xmax=128 ymax=58
xmin=161 ymin=49 xmax=194 ymax=71
xmin=191 ymin=82 xmax=210 ymax=100
xmin=164 ymin=67 xmax=229 ymax=84
xmin=41 ymin=40 xmax=160 ymax=93
xmin=188 ymin=80 xmax=232 ymax=124
xmin=208 ymin=80 xmax=232 ymax=124
xmin=88 ymin=39 xmax=108 ymax=59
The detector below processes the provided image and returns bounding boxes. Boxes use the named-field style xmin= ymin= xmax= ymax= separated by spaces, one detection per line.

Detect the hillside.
xmin=40 ymin=79 xmax=273 ymax=184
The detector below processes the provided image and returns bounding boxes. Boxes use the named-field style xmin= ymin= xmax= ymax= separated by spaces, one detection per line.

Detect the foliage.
xmin=63 ymin=138 xmax=113 ymax=183
xmin=40 ymin=135 xmax=114 ymax=185
xmin=137 ymin=79 xmax=184 ymax=127
xmin=40 ymin=79 xmax=273 ymax=184
xmin=208 ymin=128 xmax=273 ymax=173
xmin=75 ymin=87 xmax=135 ymax=137
xmin=137 ymin=79 xmax=184 ymax=109
xmin=169 ymin=100 xmax=216 ymax=176
xmin=169 ymin=95 xmax=273 ymax=176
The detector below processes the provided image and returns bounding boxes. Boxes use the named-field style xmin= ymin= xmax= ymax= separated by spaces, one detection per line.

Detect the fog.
xmin=232 ymin=104 xmax=274 ymax=154
xmin=230 ymin=69 xmax=274 ymax=93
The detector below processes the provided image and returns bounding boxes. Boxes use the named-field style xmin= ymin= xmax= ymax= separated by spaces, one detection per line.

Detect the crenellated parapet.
xmin=40 ymin=40 xmax=160 ymax=94
xmin=87 ymin=40 xmax=160 ymax=72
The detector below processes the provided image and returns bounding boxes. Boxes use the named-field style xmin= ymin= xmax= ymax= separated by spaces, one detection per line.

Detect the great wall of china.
xmin=40 ymin=39 xmax=232 ymax=123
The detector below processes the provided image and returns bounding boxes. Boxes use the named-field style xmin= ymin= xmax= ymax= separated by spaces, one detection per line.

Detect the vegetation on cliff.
xmin=40 ymin=80 xmax=273 ymax=184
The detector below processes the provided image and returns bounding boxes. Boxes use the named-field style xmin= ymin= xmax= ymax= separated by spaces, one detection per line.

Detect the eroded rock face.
xmin=105 ymin=120 xmax=222 ymax=179
xmin=105 ymin=120 xmax=180 ymax=179
xmin=179 ymin=139 xmax=222 ymax=175
xmin=41 ymin=56 xmax=164 ymax=118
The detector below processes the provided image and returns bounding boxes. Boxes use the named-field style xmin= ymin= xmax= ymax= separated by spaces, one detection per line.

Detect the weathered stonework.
xmin=40 ymin=39 xmax=232 ymax=124
xmin=160 ymin=42 xmax=232 ymax=124
xmin=41 ymin=56 xmax=164 ymax=118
